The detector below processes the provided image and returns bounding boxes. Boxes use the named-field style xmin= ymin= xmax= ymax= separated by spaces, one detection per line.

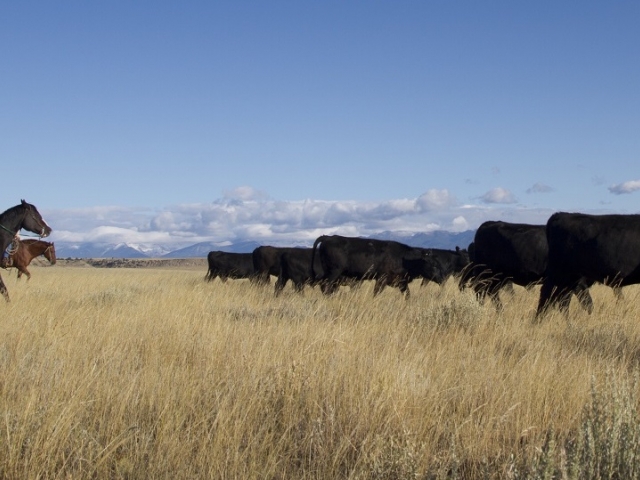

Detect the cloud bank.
xmin=41 ymin=187 xmax=562 ymax=248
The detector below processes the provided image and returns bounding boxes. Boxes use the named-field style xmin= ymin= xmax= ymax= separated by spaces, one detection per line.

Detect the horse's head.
xmin=20 ymin=200 xmax=52 ymax=238
xmin=44 ymin=242 xmax=57 ymax=265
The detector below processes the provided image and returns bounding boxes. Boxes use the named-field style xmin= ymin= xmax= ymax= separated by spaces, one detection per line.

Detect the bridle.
xmin=0 ymin=205 xmax=49 ymax=239
xmin=22 ymin=205 xmax=50 ymax=237
xmin=43 ymin=244 xmax=56 ymax=261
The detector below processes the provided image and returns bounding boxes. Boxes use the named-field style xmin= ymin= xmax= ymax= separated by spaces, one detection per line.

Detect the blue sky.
xmin=2 ymin=2 xmax=639 ymax=247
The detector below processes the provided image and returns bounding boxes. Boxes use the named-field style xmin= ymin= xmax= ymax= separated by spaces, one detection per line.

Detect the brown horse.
xmin=1 ymin=238 xmax=56 ymax=280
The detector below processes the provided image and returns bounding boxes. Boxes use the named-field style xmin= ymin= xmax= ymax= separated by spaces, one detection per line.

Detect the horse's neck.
xmin=0 ymin=209 xmax=23 ymax=251
xmin=25 ymin=243 xmax=46 ymax=256
xmin=0 ymin=233 xmax=15 ymax=254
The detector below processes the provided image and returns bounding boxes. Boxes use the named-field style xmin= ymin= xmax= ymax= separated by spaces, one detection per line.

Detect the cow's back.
xmin=321 ymin=236 xmax=413 ymax=277
xmin=280 ymin=248 xmax=322 ymax=281
xmin=474 ymin=221 xmax=547 ymax=284
xmin=206 ymin=251 xmax=254 ymax=280
xmin=547 ymin=212 xmax=640 ymax=284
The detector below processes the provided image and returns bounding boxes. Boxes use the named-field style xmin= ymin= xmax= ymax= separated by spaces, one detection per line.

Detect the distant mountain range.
xmin=53 ymin=230 xmax=476 ymax=259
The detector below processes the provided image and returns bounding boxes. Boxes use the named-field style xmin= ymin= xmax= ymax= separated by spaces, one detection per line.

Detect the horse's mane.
xmin=0 ymin=203 xmax=25 ymax=220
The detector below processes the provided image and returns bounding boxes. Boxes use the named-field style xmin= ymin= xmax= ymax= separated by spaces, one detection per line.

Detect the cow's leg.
xmin=559 ymin=292 xmax=573 ymax=315
xmin=484 ymin=280 xmax=503 ymax=311
xmin=319 ymin=265 xmax=342 ymax=295
xmin=373 ymin=278 xmax=386 ymax=297
xmin=486 ymin=282 xmax=503 ymax=311
xmin=274 ymin=276 xmax=287 ymax=296
xmin=375 ymin=274 xmax=405 ymax=297
xmin=400 ymin=280 xmax=410 ymax=300
xmin=467 ymin=268 xmax=495 ymax=305
xmin=0 ymin=275 xmax=9 ymax=302
xmin=325 ymin=281 xmax=340 ymax=295
xmin=320 ymin=271 xmax=342 ymax=295
xmin=574 ymin=284 xmax=594 ymax=314
xmin=536 ymin=279 xmax=554 ymax=317
xmin=537 ymin=278 xmax=569 ymax=318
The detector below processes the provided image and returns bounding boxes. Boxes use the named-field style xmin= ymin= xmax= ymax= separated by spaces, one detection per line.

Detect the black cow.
xmin=404 ymin=247 xmax=470 ymax=287
xmin=252 ymin=246 xmax=304 ymax=285
xmin=274 ymin=248 xmax=324 ymax=296
xmin=460 ymin=221 xmax=596 ymax=311
xmin=311 ymin=235 xmax=459 ymax=298
xmin=205 ymin=251 xmax=255 ymax=282
xmin=537 ymin=212 xmax=639 ymax=316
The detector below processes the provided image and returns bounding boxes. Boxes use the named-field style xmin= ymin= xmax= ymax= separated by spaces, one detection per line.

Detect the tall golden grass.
xmin=1 ymin=265 xmax=640 ymax=479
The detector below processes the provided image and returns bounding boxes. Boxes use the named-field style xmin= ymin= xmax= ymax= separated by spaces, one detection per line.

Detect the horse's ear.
xmin=21 ymin=199 xmax=26 ymax=204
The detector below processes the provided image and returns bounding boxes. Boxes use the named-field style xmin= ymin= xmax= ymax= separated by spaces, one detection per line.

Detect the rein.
xmin=17 ymin=233 xmax=45 ymax=238
xmin=43 ymin=244 xmax=54 ymax=255
xmin=0 ymin=223 xmax=16 ymax=237
xmin=5 ymin=238 xmax=19 ymax=257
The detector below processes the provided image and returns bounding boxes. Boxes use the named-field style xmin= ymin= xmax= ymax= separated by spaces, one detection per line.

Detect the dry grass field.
xmin=1 ymin=262 xmax=640 ymax=479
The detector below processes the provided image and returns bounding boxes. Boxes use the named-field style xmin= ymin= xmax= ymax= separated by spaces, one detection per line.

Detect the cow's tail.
xmin=311 ymin=235 xmax=328 ymax=280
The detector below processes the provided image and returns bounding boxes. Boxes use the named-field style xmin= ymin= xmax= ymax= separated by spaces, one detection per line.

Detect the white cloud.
xmin=451 ymin=216 xmax=469 ymax=231
xmin=526 ymin=183 xmax=554 ymax=194
xmin=479 ymin=187 xmax=517 ymax=204
xmin=42 ymin=188 xmax=567 ymax=248
xmin=416 ymin=189 xmax=457 ymax=211
xmin=609 ymin=180 xmax=640 ymax=195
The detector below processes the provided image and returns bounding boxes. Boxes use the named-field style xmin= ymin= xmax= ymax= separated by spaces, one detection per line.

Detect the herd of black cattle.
xmin=4 ymin=201 xmax=639 ymax=317
xmin=206 ymin=212 xmax=640 ymax=317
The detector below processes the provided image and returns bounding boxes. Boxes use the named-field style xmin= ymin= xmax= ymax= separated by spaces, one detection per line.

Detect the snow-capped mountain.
xmin=52 ymin=230 xmax=476 ymax=259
